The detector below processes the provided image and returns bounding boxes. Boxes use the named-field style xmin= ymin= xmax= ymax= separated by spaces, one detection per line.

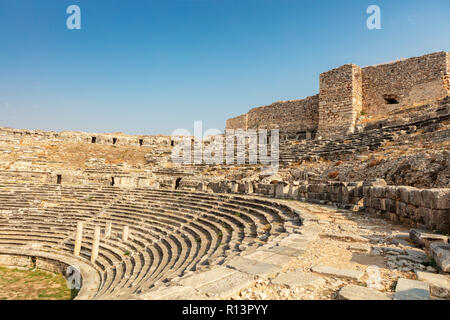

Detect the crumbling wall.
xmin=317 ymin=64 xmax=362 ymax=138
xmin=225 ymin=51 xmax=449 ymax=138
xmin=225 ymin=95 xmax=319 ymax=132
xmin=0 ymin=127 xmax=171 ymax=147
xmin=362 ymin=52 xmax=449 ymax=117
xmin=246 ymin=95 xmax=319 ymax=131
xmin=168 ymin=178 xmax=450 ymax=233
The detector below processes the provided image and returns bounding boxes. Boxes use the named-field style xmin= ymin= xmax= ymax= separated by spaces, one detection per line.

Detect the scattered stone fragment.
xmin=416 ymin=271 xmax=450 ymax=299
xmin=394 ymin=278 xmax=430 ymax=300
xmin=226 ymin=257 xmax=282 ymax=278
xmin=347 ymin=243 xmax=370 ymax=252
xmin=311 ymin=265 xmax=364 ymax=281
xmin=179 ymin=267 xmax=235 ymax=288
xmin=430 ymin=242 xmax=450 ymax=273
xmin=409 ymin=229 xmax=448 ymax=248
xmin=338 ymin=285 xmax=391 ymax=300
xmin=272 ymin=271 xmax=325 ymax=289
xmin=196 ymin=271 xmax=255 ymax=299
xmin=262 ymin=245 xmax=304 ymax=257
xmin=321 ymin=233 xmax=369 ymax=243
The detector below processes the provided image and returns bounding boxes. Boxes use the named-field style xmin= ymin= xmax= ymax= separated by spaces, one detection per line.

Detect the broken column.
xmin=91 ymin=225 xmax=100 ymax=264
xmin=74 ymin=221 xmax=83 ymax=256
xmin=105 ymin=221 xmax=112 ymax=238
xmin=122 ymin=226 xmax=129 ymax=242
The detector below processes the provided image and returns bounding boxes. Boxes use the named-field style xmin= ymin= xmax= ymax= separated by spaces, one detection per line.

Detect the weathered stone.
xmin=311 ymin=265 xmax=364 ymax=281
xmin=416 ymin=271 xmax=450 ymax=298
xmin=395 ymin=249 xmax=429 ymax=263
xmin=196 ymin=270 xmax=255 ymax=299
xmin=421 ymin=189 xmax=450 ymax=209
xmin=430 ymin=242 xmax=450 ymax=273
xmin=409 ymin=229 xmax=448 ymax=247
xmin=142 ymin=286 xmax=210 ymax=300
xmin=394 ymin=278 xmax=430 ymax=300
xmin=347 ymin=243 xmax=370 ymax=252
xmin=272 ymin=271 xmax=325 ymax=288
xmin=338 ymin=285 xmax=391 ymax=300
xmin=226 ymin=257 xmax=282 ymax=278
xmin=321 ymin=233 xmax=369 ymax=243
xmin=244 ymin=251 xmax=294 ymax=267
xmin=179 ymin=267 xmax=236 ymax=288
xmin=262 ymin=245 xmax=304 ymax=257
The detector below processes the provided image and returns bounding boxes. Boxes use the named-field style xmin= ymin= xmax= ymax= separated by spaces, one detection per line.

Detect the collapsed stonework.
xmin=226 ymin=51 xmax=450 ymax=139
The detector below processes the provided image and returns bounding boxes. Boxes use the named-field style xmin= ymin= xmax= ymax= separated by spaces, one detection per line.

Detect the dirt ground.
xmin=0 ymin=266 xmax=73 ymax=300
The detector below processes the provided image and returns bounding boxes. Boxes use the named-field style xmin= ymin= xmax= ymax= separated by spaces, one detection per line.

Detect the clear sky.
xmin=0 ymin=0 xmax=449 ymax=135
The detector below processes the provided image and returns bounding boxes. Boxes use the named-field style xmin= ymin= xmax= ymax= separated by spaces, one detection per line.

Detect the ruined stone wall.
xmin=362 ymin=52 xmax=449 ymax=117
xmin=168 ymin=178 xmax=450 ymax=233
xmin=225 ymin=51 xmax=449 ymax=139
xmin=0 ymin=127 xmax=171 ymax=147
xmin=247 ymin=95 xmax=319 ymax=131
xmin=317 ymin=65 xmax=362 ymax=138
xmin=226 ymin=95 xmax=319 ymax=132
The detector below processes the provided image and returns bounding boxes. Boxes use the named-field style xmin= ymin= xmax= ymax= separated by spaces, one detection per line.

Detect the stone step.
xmin=272 ymin=271 xmax=325 ymax=289
xmin=394 ymin=278 xmax=430 ymax=300
xmin=311 ymin=265 xmax=364 ymax=281
xmin=338 ymin=285 xmax=391 ymax=300
xmin=416 ymin=271 xmax=450 ymax=299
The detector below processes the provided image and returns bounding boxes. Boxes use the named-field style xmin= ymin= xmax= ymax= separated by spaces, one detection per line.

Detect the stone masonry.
xmin=226 ymin=51 xmax=450 ymax=139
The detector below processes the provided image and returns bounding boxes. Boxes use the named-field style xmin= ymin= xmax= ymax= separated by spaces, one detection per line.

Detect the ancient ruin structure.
xmin=227 ymin=52 xmax=450 ymax=139
xmin=0 ymin=52 xmax=449 ymax=300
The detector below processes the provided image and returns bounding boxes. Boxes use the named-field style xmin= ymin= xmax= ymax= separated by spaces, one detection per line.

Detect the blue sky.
xmin=0 ymin=0 xmax=449 ymax=135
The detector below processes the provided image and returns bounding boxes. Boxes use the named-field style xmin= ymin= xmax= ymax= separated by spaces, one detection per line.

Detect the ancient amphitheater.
xmin=0 ymin=52 xmax=449 ymax=300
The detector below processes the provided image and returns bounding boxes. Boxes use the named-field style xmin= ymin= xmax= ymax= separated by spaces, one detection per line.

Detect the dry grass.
xmin=0 ymin=266 xmax=73 ymax=300
xmin=0 ymin=140 xmax=151 ymax=170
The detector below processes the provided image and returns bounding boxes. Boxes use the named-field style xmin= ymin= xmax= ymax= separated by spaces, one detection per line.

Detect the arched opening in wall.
xmin=139 ymin=139 xmax=144 ymax=146
xmin=383 ymin=95 xmax=399 ymax=105
xmin=175 ymin=178 xmax=182 ymax=190
xmin=171 ymin=140 xmax=174 ymax=147
xmin=111 ymin=177 xmax=115 ymax=186
xmin=112 ymin=138 xmax=117 ymax=145
xmin=91 ymin=137 xmax=97 ymax=144
xmin=57 ymin=175 xmax=62 ymax=185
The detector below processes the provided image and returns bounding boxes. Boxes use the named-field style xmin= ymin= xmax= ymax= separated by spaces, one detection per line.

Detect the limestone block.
xmin=421 ymin=189 xmax=450 ymax=209
xmin=272 ymin=271 xmax=325 ymax=288
xmin=430 ymin=242 xmax=450 ymax=273
xmin=311 ymin=265 xmax=364 ymax=281
xmin=409 ymin=229 xmax=448 ymax=247
xmin=430 ymin=209 xmax=450 ymax=234
xmin=371 ymin=186 xmax=386 ymax=198
xmin=226 ymin=257 xmax=282 ymax=278
xmin=399 ymin=186 xmax=416 ymax=204
xmin=338 ymin=285 xmax=391 ymax=300
xmin=394 ymin=278 xmax=430 ymax=300
xmin=385 ymin=186 xmax=400 ymax=200
xmin=416 ymin=271 xmax=450 ymax=299
xmin=408 ymin=188 xmax=424 ymax=207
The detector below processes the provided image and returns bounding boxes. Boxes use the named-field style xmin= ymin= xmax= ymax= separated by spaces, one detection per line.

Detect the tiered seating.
xmin=0 ymin=183 xmax=300 ymax=299
xmin=278 ymin=98 xmax=450 ymax=163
